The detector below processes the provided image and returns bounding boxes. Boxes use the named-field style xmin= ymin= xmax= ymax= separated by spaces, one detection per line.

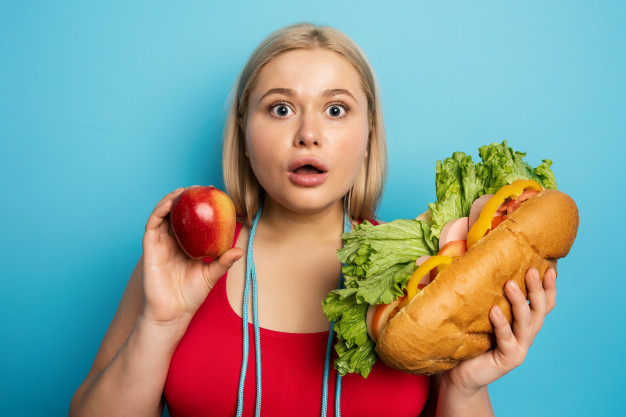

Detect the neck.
xmin=257 ymin=198 xmax=348 ymax=242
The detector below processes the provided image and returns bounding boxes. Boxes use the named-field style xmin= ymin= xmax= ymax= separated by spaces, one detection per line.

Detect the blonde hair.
xmin=222 ymin=23 xmax=387 ymax=224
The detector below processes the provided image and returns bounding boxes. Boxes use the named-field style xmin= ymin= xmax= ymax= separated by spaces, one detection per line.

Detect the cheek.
xmin=336 ymin=122 xmax=369 ymax=167
xmin=245 ymin=117 xmax=272 ymax=164
xmin=245 ymin=141 xmax=272 ymax=177
xmin=244 ymin=118 xmax=290 ymax=189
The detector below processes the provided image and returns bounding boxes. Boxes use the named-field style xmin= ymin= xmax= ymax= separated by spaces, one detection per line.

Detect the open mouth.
xmin=292 ymin=164 xmax=325 ymax=175
xmin=288 ymin=157 xmax=329 ymax=186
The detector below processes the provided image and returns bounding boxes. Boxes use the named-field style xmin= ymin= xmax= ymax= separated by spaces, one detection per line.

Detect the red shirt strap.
xmin=357 ymin=218 xmax=380 ymax=226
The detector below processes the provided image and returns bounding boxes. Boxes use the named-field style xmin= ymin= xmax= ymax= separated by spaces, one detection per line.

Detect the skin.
xmin=69 ymin=186 xmax=245 ymax=416
xmin=228 ymin=49 xmax=372 ymax=333
xmin=245 ymin=48 xmax=370 ymax=217
xmin=69 ymin=48 xmax=558 ymax=416
xmin=422 ymin=267 xmax=558 ymax=417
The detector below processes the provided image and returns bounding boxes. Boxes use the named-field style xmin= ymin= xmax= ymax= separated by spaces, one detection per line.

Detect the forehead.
xmin=253 ymin=49 xmax=365 ymax=99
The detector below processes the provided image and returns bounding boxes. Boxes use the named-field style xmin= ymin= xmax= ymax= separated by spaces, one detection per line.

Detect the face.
xmin=245 ymin=48 xmax=370 ymax=215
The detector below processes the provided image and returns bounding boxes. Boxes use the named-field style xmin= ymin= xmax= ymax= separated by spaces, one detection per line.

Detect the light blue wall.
xmin=1 ymin=1 xmax=623 ymax=415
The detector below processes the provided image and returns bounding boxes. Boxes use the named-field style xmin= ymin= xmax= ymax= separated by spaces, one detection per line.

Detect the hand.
xmin=141 ymin=187 xmax=244 ymax=326
xmin=442 ymin=266 xmax=558 ymax=395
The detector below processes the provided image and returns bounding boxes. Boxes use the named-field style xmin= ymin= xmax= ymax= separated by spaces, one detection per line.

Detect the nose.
xmin=294 ymin=111 xmax=322 ymax=147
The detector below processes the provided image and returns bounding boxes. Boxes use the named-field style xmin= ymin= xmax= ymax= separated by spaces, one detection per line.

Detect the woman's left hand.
xmin=442 ymin=266 xmax=558 ymax=395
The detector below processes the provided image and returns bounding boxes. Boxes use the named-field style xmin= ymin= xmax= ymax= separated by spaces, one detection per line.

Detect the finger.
xmin=489 ymin=305 xmax=524 ymax=370
xmin=145 ymin=188 xmax=186 ymax=235
xmin=151 ymin=186 xmax=202 ymax=235
xmin=504 ymin=279 xmax=533 ymax=348
xmin=525 ymin=267 xmax=548 ymax=341
xmin=543 ymin=267 xmax=557 ymax=314
xmin=202 ymin=247 xmax=245 ymax=290
xmin=155 ymin=187 xmax=186 ymax=210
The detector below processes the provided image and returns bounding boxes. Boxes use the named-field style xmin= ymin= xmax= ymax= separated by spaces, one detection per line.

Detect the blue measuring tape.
xmin=235 ymin=206 xmax=351 ymax=417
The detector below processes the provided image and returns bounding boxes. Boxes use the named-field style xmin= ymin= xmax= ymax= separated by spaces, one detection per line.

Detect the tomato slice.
xmin=431 ymin=240 xmax=467 ymax=280
xmin=467 ymin=179 xmax=542 ymax=249
xmin=488 ymin=215 xmax=506 ymax=233
xmin=438 ymin=240 xmax=467 ymax=256
xmin=500 ymin=190 xmax=540 ymax=215
xmin=368 ymin=297 xmax=404 ymax=342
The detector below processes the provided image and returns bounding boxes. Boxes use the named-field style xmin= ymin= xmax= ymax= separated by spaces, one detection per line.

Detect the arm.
xmin=69 ymin=259 xmax=183 ymax=417
xmin=421 ymin=266 xmax=557 ymax=417
xmin=70 ymin=188 xmax=243 ymax=417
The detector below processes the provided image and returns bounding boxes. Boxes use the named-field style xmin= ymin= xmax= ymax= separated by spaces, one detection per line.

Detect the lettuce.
xmin=477 ymin=141 xmax=557 ymax=194
xmin=323 ymin=141 xmax=557 ymax=378
xmin=428 ymin=152 xmax=483 ymax=242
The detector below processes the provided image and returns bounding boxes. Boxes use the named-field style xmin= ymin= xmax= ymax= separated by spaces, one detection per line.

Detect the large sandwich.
xmin=322 ymin=141 xmax=579 ymax=376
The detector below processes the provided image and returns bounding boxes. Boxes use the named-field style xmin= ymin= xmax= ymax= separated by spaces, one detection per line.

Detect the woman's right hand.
xmin=140 ymin=187 xmax=244 ymax=326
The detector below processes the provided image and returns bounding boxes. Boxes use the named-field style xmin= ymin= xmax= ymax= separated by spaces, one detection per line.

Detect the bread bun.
xmin=375 ymin=189 xmax=579 ymax=375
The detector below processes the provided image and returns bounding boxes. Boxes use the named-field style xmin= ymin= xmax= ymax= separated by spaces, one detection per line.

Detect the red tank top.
xmin=164 ymin=222 xmax=429 ymax=416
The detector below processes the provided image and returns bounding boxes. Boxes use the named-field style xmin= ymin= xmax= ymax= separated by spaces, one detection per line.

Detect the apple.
xmin=170 ymin=186 xmax=236 ymax=259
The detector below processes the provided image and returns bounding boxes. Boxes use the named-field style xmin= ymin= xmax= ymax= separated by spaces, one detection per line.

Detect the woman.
xmin=70 ymin=23 xmax=557 ymax=416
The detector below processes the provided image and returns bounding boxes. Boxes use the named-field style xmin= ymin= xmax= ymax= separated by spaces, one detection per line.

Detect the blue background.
xmin=1 ymin=1 xmax=624 ymax=416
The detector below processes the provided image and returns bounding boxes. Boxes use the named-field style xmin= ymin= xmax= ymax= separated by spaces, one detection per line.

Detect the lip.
xmin=287 ymin=156 xmax=329 ymax=173
xmin=287 ymin=156 xmax=329 ymax=187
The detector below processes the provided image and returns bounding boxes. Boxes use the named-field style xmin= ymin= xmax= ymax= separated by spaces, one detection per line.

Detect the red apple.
xmin=170 ymin=186 xmax=236 ymax=259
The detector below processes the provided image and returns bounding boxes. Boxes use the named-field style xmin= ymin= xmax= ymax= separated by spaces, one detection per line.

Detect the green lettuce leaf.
xmin=534 ymin=159 xmax=557 ymax=190
xmin=428 ymin=152 xmax=484 ymax=240
xmin=476 ymin=141 xmax=557 ymax=193
xmin=323 ymin=141 xmax=558 ymax=378
xmin=334 ymin=333 xmax=377 ymax=378
xmin=323 ymin=220 xmax=433 ymax=376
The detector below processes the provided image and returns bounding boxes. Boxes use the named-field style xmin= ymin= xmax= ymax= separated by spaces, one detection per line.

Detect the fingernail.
xmin=508 ymin=280 xmax=521 ymax=294
xmin=492 ymin=305 xmax=504 ymax=318
xmin=530 ymin=268 xmax=541 ymax=283
xmin=546 ymin=267 xmax=557 ymax=280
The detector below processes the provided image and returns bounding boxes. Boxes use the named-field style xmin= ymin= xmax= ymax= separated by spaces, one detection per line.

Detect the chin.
xmin=268 ymin=186 xmax=347 ymax=216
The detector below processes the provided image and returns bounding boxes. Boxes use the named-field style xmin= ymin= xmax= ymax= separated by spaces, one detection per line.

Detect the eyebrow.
xmin=257 ymin=88 xmax=357 ymax=103
xmin=258 ymin=88 xmax=295 ymax=102
xmin=321 ymin=88 xmax=357 ymax=101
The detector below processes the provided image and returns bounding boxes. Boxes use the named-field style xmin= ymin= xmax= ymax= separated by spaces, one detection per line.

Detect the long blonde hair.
xmin=222 ymin=23 xmax=387 ymax=224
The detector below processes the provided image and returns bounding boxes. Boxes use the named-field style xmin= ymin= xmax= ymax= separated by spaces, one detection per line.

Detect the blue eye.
xmin=270 ymin=104 xmax=292 ymax=117
xmin=326 ymin=105 xmax=347 ymax=118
